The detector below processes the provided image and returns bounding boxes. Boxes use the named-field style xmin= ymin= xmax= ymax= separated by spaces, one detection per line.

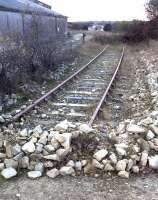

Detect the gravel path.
xmin=0 ymin=173 xmax=158 ymax=200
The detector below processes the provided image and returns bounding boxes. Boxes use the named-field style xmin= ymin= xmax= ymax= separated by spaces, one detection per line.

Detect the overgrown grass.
xmin=92 ymin=32 xmax=122 ymax=45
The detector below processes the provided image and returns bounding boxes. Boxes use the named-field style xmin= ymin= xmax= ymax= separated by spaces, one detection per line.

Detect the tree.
xmin=146 ymin=0 xmax=158 ymax=20
xmin=103 ymin=24 xmax=112 ymax=32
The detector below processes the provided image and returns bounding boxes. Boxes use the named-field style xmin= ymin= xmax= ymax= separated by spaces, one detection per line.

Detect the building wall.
xmin=0 ymin=10 xmax=67 ymax=41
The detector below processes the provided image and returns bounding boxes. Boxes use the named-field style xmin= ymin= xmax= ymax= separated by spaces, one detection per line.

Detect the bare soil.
xmin=0 ymin=173 xmax=158 ymax=200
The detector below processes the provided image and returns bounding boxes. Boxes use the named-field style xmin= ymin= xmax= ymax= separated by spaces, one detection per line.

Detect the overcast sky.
xmin=40 ymin=0 xmax=147 ymax=21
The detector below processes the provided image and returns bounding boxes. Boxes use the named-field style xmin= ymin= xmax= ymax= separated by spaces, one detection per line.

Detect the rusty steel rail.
xmin=88 ymin=47 xmax=125 ymax=126
xmin=11 ymin=45 xmax=109 ymax=122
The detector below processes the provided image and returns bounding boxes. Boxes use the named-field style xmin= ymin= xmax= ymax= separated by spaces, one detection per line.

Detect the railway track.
xmin=9 ymin=46 xmax=124 ymax=128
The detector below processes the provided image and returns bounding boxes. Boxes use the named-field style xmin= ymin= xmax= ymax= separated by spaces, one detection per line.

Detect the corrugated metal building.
xmin=0 ymin=0 xmax=67 ymax=41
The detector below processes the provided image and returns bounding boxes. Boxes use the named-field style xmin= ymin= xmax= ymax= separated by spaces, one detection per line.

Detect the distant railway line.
xmin=7 ymin=46 xmax=124 ymax=127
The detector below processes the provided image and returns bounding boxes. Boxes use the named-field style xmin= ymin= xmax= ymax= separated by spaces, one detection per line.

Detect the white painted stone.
xmin=60 ymin=166 xmax=75 ymax=176
xmin=93 ymin=149 xmax=108 ymax=161
xmin=46 ymin=168 xmax=59 ymax=178
xmin=27 ymin=171 xmax=42 ymax=179
xmin=1 ymin=167 xmax=17 ymax=179
xmin=22 ymin=141 xmax=35 ymax=154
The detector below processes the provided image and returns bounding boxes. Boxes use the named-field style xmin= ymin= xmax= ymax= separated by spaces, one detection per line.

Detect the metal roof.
xmin=0 ymin=0 xmax=66 ymax=17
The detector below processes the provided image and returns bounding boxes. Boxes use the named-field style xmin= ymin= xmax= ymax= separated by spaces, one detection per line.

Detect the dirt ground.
xmin=0 ymin=173 xmax=158 ymax=200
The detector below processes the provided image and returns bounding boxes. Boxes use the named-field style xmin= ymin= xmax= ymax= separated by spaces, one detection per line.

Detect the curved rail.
xmin=88 ymin=47 xmax=125 ymax=126
xmin=11 ymin=45 xmax=109 ymax=122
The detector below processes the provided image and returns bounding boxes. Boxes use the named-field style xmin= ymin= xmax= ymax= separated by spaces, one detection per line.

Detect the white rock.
xmin=127 ymin=124 xmax=146 ymax=134
xmin=41 ymin=114 xmax=47 ymax=119
xmin=0 ymin=116 xmax=5 ymax=123
xmin=46 ymin=168 xmax=59 ymax=178
xmin=43 ymin=154 xmax=60 ymax=161
xmin=33 ymin=125 xmax=43 ymax=135
xmin=60 ymin=166 xmax=75 ymax=176
xmin=66 ymin=160 xmax=75 ymax=167
xmin=60 ymin=133 xmax=72 ymax=149
xmin=116 ymin=160 xmax=127 ymax=171
xmin=36 ymin=143 xmax=43 ymax=153
xmin=139 ymin=117 xmax=153 ymax=126
xmin=127 ymin=159 xmax=134 ymax=171
xmin=149 ymin=155 xmax=158 ymax=169
xmin=38 ymin=136 xmax=47 ymax=145
xmin=1 ymin=167 xmax=17 ymax=179
xmin=21 ymin=156 xmax=29 ymax=169
xmin=27 ymin=171 xmax=42 ymax=179
xmin=0 ymin=153 xmax=6 ymax=159
xmin=22 ymin=141 xmax=35 ymax=154
xmin=93 ymin=149 xmax=108 ymax=161
xmin=109 ymin=153 xmax=117 ymax=164
xmin=150 ymin=124 xmax=158 ymax=135
xmin=81 ymin=160 xmax=88 ymax=167
xmin=118 ymin=171 xmax=129 ymax=179
xmin=51 ymin=137 xmax=60 ymax=149
xmin=12 ymin=144 xmax=21 ymax=156
xmin=79 ymin=124 xmax=94 ymax=134
xmin=116 ymin=147 xmax=126 ymax=156
xmin=140 ymin=151 xmax=148 ymax=167
xmin=0 ymin=163 xmax=4 ymax=171
xmin=117 ymin=122 xmax=126 ymax=134
xmin=19 ymin=128 xmax=28 ymax=137
xmin=115 ymin=143 xmax=128 ymax=149
xmin=34 ymin=162 xmax=44 ymax=173
xmin=92 ymin=159 xmax=104 ymax=169
xmin=146 ymin=130 xmax=155 ymax=140
xmin=104 ymin=163 xmax=115 ymax=172
xmin=71 ymin=131 xmax=80 ymax=139
xmin=132 ymin=166 xmax=139 ymax=173
xmin=55 ymin=120 xmax=69 ymax=131
xmin=75 ymin=161 xmax=82 ymax=171
xmin=44 ymin=145 xmax=55 ymax=153
xmin=56 ymin=148 xmax=71 ymax=159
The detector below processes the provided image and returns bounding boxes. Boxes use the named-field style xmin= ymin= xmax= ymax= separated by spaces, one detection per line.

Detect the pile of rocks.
xmin=0 ymin=114 xmax=158 ymax=180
